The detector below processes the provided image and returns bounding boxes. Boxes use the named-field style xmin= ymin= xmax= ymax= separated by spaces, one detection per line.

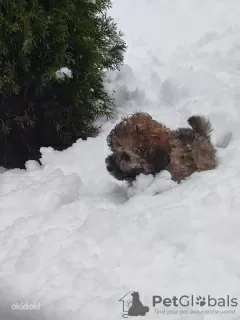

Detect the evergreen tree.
xmin=0 ymin=0 xmax=126 ymax=168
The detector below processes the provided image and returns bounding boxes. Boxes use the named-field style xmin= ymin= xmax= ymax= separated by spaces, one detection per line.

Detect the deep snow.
xmin=1 ymin=0 xmax=240 ymax=319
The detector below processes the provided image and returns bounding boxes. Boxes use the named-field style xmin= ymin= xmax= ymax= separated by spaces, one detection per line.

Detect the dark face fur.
xmin=105 ymin=148 xmax=170 ymax=183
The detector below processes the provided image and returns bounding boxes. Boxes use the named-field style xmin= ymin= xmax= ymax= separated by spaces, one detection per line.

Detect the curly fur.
xmin=105 ymin=113 xmax=217 ymax=184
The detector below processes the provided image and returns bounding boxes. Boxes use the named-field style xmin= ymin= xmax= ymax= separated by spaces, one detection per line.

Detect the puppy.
xmin=105 ymin=112 xmax=217 ymax=184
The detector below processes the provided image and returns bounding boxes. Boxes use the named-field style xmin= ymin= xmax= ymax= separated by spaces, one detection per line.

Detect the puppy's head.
xmin=105 ymin=149 xmax=153 ymax=182
xmin=106 ymin=112 xmax=172 ymax=182
xmin=105 ymin=148 xmax=170 ymax=182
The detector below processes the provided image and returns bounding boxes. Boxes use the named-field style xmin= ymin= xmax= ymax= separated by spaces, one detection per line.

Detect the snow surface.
xmin=1 ymin=0 xmax=240 ymax=319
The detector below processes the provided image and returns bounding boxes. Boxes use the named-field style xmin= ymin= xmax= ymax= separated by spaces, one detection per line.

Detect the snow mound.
xmin=127 ymin=171 xmax=176 ymax=198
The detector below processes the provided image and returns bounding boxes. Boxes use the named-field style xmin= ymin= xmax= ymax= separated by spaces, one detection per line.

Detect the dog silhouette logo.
xmin=119 ymin=291 xmax=149 ymax=318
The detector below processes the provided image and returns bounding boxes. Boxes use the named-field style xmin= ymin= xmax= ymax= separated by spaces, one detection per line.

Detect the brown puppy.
xmin=105 ymin=112 xmax=217 ymax=184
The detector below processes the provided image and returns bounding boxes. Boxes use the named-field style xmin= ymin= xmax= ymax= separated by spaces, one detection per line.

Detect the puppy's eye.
xmin=121 ymin=152 xmax=130 ymax=161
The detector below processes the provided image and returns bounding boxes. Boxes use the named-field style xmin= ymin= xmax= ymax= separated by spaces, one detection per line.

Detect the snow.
xmin=55 ymin=67 xmax=73 ymax=80
xmin=1 ymin=1 xmax=240 ymax=319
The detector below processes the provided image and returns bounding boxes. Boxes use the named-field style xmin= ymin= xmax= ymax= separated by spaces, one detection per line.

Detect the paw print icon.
xmin=196 ymin=296 xmax=206 ymax=307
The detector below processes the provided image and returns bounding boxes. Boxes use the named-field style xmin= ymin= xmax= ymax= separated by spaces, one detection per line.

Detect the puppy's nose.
xmin=107 ymin=163 xmax=113 ymax=172
xmin=105 ymin=155 xmax=114 ymax=172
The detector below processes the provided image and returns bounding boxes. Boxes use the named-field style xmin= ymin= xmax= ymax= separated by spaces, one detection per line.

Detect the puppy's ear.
xmin=148 ymin=148 xmax=170 ymax=173
xmin=149 ymin=131 xmax=172 ymax=153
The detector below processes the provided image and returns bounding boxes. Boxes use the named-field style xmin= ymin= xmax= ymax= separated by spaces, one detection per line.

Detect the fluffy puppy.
xmin=105 ymin=112 xmax=217 ymax=184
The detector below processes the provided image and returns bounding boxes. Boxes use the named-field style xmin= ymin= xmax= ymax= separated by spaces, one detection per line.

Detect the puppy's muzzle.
xmin=105 ymin=151 xmax=131 ymax=173
xmin=105 ymin=155 xmax=114 ymax=172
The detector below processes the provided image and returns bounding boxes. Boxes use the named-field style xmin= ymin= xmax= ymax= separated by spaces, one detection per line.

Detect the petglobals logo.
xmin=119 ymin=291 xmax=149 ymax=318
xmin=119 ymin=291 xmax=238 ymax=317
xmin=153 ymin=295 xmax=238 ymax=308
